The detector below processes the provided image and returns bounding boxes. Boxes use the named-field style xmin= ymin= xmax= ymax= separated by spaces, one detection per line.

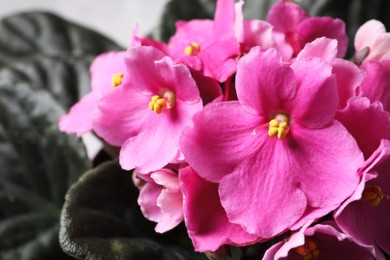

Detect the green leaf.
xmin=60 ymin=160 xmax=207 ymax=260
xmin=0 ymin=11 xmax=121 ymax=63
xmin=0 ymin=80 xmax=90 ymax=259
xmin=0 ymin=11 xmax=122 ymax=109
xmin=0 ymin=54 xmax=93 ymax=109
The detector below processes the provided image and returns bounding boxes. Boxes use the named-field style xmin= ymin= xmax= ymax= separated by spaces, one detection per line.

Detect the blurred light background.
xmin=0 ymin=0 xmax=170 ymax=47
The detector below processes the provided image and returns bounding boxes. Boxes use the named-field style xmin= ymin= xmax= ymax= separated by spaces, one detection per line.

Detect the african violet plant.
xmin=1 ymin=0 xmax=390 ymax=259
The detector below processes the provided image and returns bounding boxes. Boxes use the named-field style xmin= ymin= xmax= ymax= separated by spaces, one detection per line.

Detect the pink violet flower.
xmin=354 ymin=20 xmax=390 ymax=64
xmin=359 ymin=60 xmax=390 ymax=113
xmin=93 ymin=46 xmax=202 ymax=173
xmin=137 ymin=168 xmax=183 ymax=233
xmin=334 ymin=136 xmax=390 ymax=260
xmin=267 ymin=0 xmax=348 ymax=60
xmin=59 ymin=51 xmax=127 ymax=136
xmin=180 ymin=47 xmax=363 ymax=239
xmin=179 ymin=166 xmax=259 ymax=252
xmin=168 ymin=0 xmax=240 ymax=82
xmin=263 ymin=222 xmax=376 ymax=260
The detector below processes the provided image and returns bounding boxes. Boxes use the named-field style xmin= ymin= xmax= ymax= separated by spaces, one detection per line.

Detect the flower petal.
xmin=179 ymin=166 xmax=258 ymax=252
xmin=235 ymin=47 xmax=297 ymax=116
xmin=180 ymin=101 xmax=262 ymax=183
xmin=59 ymin=91 xmax=100 ymax=136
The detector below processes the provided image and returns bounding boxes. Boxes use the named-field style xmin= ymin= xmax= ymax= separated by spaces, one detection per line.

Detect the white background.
xmin=0 ymin=0 xmax=170 ymax=47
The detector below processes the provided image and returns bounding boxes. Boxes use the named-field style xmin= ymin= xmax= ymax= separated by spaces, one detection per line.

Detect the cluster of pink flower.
xmin=59 ymin=0 xmax=390 ymax=259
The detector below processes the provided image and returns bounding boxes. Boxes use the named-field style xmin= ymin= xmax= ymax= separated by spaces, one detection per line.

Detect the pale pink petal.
xmin=332 ymin=59 xmax=363 ymax=108
xmin=298 ymin=17 xmax=348 ymax=58
xmin=367 ymin=33 xmax=390 ymax=61
xmin=235 ymin=47 xmax=296 ymax=116
xmin=155 ymin=188 xmax=183 ymax=233
xmin=151 ymin=169 xmax=180 ymax=192
xmin=355 ymin=20 xmax=386 ymax=52
xmin=180 ymin=101 xmax=262 ymax=183
xmin=179 ymin=166 xmax=258 ymax=252
xmin=296 ymin=37 xmax=338 ymax=63
xmin=138 ymin=182 xmax=162 ymax=223
xmin=59 ymin=91 xmax=101 ymax=136
xmin=336 ymin=97 xmax=390 ymax=157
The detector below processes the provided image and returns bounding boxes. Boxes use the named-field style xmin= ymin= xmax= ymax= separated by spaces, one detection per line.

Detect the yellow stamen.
xmin=362 ymin=184 xmax=385 ymax=207
xmin=148 ymin=90 xmax=176 ymax=114
xmin=296 ymin=240 xmax=319 ymax=260
xmin=112 ymin=73 xmax=124 ymax=87
xmin=184 ymin=42 xmax=201 ymax=56
xmin=268 ymin=114 xmax=290 ymax=139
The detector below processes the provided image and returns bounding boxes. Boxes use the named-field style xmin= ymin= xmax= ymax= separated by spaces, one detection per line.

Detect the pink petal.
xmin=191 ymin=70 xmax=222 ymax=105
xmin=235 ymin=47 xmax=297 ymax=116
xmin=219 ymin=134 xmax=308 ymax=238
xmin=267 ymin=0 xmax=308 ymax=33
xmin=213 ymin=0 xmax=236 ymax=38
xmin=332 ymin=59 xmax=363 ymax=109
xmin=360 ymin=60 xmax=390 ymax=112
xmin=93 ymin=85 xmax=152 ymax=146
xmin=298 ymin=17 xmax=348 ymax=58
xmin=198 ymin=37 xmax=240 ymax=82
xmin=296 ymin=37 xmax=338 ymax=63
xmin=58 ymin=91 xmax=100 ymax=136
xmin=180 ymin=101 xmax=262 ymax=183
xmin=336 ymin=97 xmax=390 ymax=158
xmin=168 ymin=20 xmax=214 ymax=61
xmin=90 ymin=51 xmax=127 ymax=94
xmin=240 ymin=20 xmax=275 ymax=54
xmin=335 ymin=140 xmax=390 ymax=258
xmin=179 ymin=166 xmax=258 ymax=252
xmin=290 ymin=58 xmax=337 ymax=128
xmin=291 ymin=122 xmax=363 ymax=209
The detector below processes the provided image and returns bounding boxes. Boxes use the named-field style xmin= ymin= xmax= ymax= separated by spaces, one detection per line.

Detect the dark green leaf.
xmin=60 ymin=160 xmax=207 ymax=260
xmin=0 ymin=54 xmax=92 ymax=108
xmin=0 ymin=11 xmax=121 ymax=64
xmin=0 ymin=80 xmax=90 ymax=259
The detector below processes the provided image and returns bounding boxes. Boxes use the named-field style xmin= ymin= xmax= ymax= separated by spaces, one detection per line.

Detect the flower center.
xmin=362 ymin=184 xmax=386 ymax=207
xmin=112 ymin=73 xmax=124 ymax=87
xmin=148 ymin=90 xmax=176 ymax=114
xmin=295 ymin=240 xmax=319 ymax=260
xmin=268 ymin=114 xmax=290 ymax=139
xmin=184 ymin=42 xmax=201 ymax=56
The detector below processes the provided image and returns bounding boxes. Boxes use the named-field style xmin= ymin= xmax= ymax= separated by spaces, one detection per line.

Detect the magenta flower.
xmin=180 ymin=47 xmax=363 ymax=238
xmin=263 ymin=222 xmax=375 ymax=260
xmin=59 ymin=51 xmax=127 ymax=136
xmin=354 ymin=20 xmax=390 ymax=63
xmin=267 ymin=0 xmax=348 ymax=60
xmin=93 ymin=46 xmax=202 ymax=173
xmin=168 ymin=0 xmax=240 ymax=82
xmin=360 ymin=60 xmax=390 ymax=113
xmin=137 ymin=168 xmax=183 ymax=233
xmin=335 ymin=140 xmax=390 ymax=260
xmin=179 ymin=166 xmax=258 ymax=252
